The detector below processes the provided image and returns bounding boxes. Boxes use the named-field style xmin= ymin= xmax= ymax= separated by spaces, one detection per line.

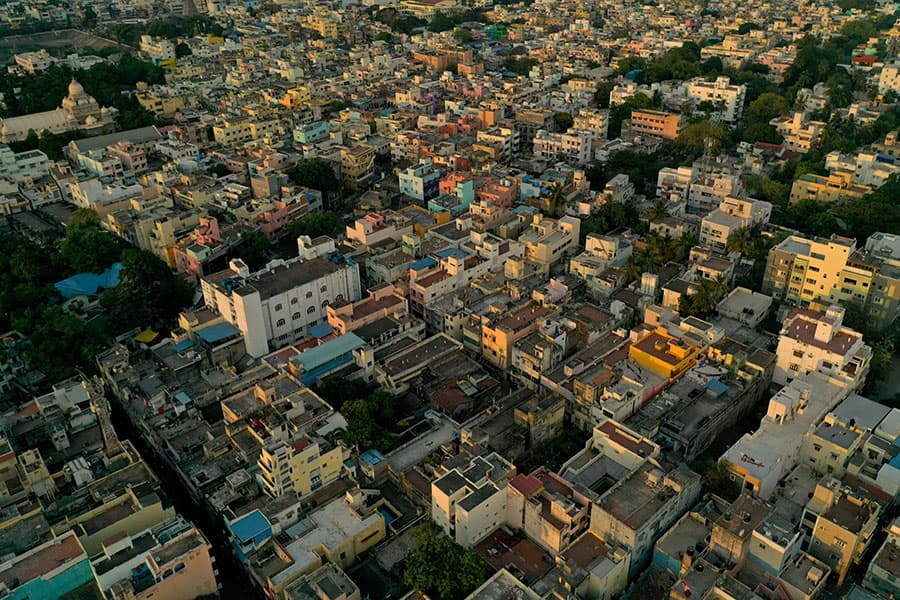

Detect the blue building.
xmin=227 ymin=509 xmax=273 ymax=563
xmin=288 ymin=333 xmax=367 ymax=385
xmin=0 ymin=531 xmax=99 ymax=600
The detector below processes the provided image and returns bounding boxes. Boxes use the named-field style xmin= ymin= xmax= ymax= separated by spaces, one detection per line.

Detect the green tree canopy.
xmin=102 ymin=249 xmax=193 ymax=332
xmin=402 ymin=525 xmax=490 ymax=600
xmin=59 ymin=223 xmax=121 ymax=274
xmin=287 ymin=159 xmax=342 ymax=202
xmin=234 ymin=230 xmax=272 ymax=271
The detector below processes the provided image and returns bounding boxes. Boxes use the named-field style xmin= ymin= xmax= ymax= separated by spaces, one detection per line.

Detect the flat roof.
xmin=289 ymin=333 xmax=365 ymax=373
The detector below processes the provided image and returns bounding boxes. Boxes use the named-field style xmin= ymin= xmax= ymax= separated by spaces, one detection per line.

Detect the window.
xmin=321 ymin=300 xmax=329 ymax=308
xmin=291 ymin=298 xmax=298 ymax=305
xmin=320 ymin=285 xmax=327 ymax=293
xmin=276 ymin=318 xmax=286 ymax=327
xmin=306 ymin=291 xmax=313 ymax=298
xmin=307 ymin=306 xmax=316 ymax=314
xmin=292 ymin=312 xmax=301 ymax=320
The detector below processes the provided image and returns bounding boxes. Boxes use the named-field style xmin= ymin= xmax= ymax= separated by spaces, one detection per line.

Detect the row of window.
xmin=273 ymin=289 xmax=343 ymax=312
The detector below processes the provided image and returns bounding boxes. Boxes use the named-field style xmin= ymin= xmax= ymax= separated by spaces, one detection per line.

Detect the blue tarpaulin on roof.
xmin=308 ymin=322 xmax=334 ymax=339
xmin=410 ymin=257 xmax=437 ymax=270
xmin=230 ymin=510 xmax=270 ymax=543
xmin=175 ymin=392 xmax=192 ymax=405
xmin=54 ymin=263 xmax=123 ymax=299
xmin=196 ymin=322 xmax=241 ymax=344
xmin=705 ymin=379 xmax=729 ymax=395
xmin=173 ymin=340 xmax=194 ymax=352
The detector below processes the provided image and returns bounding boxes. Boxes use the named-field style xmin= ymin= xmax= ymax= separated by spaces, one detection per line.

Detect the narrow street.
xmin=108 ymin=395 xmax=261 ymax=599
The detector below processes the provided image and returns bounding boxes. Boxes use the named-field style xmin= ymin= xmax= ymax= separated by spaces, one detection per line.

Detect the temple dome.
xmin=68 ymin=79 xmax=85 ymax=97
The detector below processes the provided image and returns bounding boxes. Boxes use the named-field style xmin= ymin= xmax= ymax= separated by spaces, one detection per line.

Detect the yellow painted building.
xmin=628 ymin=330 xmax=699 ymax=379
xmin=257 ymin=437 xmax=349 ymax=498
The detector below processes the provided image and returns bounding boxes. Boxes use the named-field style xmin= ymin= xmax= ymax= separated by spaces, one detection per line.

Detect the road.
xmin=108 ymin=394 xmax=261 ymax=598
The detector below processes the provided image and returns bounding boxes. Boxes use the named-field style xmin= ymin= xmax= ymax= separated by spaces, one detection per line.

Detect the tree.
xmin=726 ymin=224 xmax=760 ymax=256
xmin=81 ymin=5 xmax=98 ymax=28
xmin=287 ymin=159 xmax=342 ymax=203
xmin=452 ymin=27 xmax=472 ymax=43
xmin=235 ymin=230 xmax=272 ymax=271
xmin=679 ymin=277 xmax=729 ymax=318
xmin=553 ymin=112 xmax=574 ymax=131
xmin=175 ymin=42 xmax=192 ymax=58
xmin=103 ymin=249 xmax=193 ymax=332
xmin=647 ymin=199 xmax=669 ymax=221
xmin=59 ymin=226 xmax=120 ymax=274
xmin=374 ymin=31 xmax=393 ymax=42
xmin=746 ymin=92 xmax=789 ymax=123
xmin=339 ymin=390 xmax=400 ymax=453
xmin=677 ymin=119 xmax=727 ymax=155
xmin=285 ymin=211 xmax=344 ymax=239
xmin=403 ymin=525 xmax=490 ymax=600
xmin=545 ymin=181 xmax=566 ymax=217
xmin=594 ymin=80 xmax=615 ymax=108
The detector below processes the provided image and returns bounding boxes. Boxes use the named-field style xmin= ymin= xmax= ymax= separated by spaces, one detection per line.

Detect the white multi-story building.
xmin=201 ymin=236 xmax=362 ymax=357
xmin=533 ymin=130 xmax=592 ymax=165
xmin=431 ymin=453 xmax=516 ymax=547
xmin=398 ymin=158 xmax=441 ymax=201
xmin=0 ymin=144 xmax=52 ymax=183
xmin=139 ymin=35 xmax=176 ymax=63
xmin=572 ymin=108 xmax=610 ymax=141
xmin=685 ymin=76 xmax=746 ymax=123
xmin=878 ymin=59 xmax=900 ymax=94
xmin=699 ymin=195 xmax=772 ymax=252
xmin=824 ymin=149 xmax=900 ymax=188
xmin=773 ymin=305 xmax=871 ymax=390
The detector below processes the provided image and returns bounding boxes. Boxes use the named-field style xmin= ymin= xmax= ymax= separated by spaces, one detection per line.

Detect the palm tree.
xmin=726 ymin=225 xmax=756 ymax=256
xmin=545 ymin=181 xmax=567 ymax=217
xmin=648 ymin=199 xmax=669 ymax=221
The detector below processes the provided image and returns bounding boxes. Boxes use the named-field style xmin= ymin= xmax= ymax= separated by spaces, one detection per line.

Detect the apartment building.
xmin=774 ymin=112 xmax=826 ymax=153
xmin=139 ymin=35 xmax=176 ymax=63
xmin=431 ymin=453 xmax=516 ymax=547
xmin=475 ymin=126 xmax=519 ymax=163
xmin=0 ymin=531 xmax=98 ymax=599
xmin=628 ymin=329 xmax=700 ymax=380
xmin=722 ymin=375 xmax=850 ymax=499
xmin=519 ymin=214 xmax=581 ymax=269
xmin=505 ymin=468 xmax=592 ymax=554
xmin=656 ymin=165 xmax=694 ymax=202
xmin=480 ymin=303 xmax=558 ymax=370
xmin=699 ymin=195 xmax=772 ymax=252
xmin=763 ymin=233 xmax=857 ymax=307
xmin=200 ymin=237 xmax=362 ymax=357
xmin=590 ymin=460 xmax=701 ymax=577
xmin=765 ymin=231 xmax=900 ymax=328
xmin=806 ymin=478 xmax=883 ymax=585
xmin=685 ymin=76 xmax=746 ymax=123
xmin=257 ymin=436 xmax=349 ymax=498
xmin=863 ymin=518 xmax=900 ymax=599
xmin=572 ymin=108 xmax=610 ymax=141
xmin=533 ymin=129 xmax=592 ymax=165
xmin=212 ymin=117 xmax=281 ymax=147
xmin=628 ymin=109 xmax=683 ymax=140
xmin=398 ymin=158 xmax=441 ymax=201
xmin=789 ymin=171 xmax=871 ymax=205
xmin=340 ymin=144 xmax=375 ymax=191
xmin=773 ymin=305 xmax=871 ymax=389
xmin=94 ymin=517 xmax=218 ymax=600
xmin=824 ymin=149 xmax=899 ymax=188
xmin=346 ymin=211 xmax=414 ymax=248
xmin=0 ymin=144 xmax=52 ymax=183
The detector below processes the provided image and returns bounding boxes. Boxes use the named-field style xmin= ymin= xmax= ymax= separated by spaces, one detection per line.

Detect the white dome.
xmin=68 ymin=79 xmax=85 ymax=97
